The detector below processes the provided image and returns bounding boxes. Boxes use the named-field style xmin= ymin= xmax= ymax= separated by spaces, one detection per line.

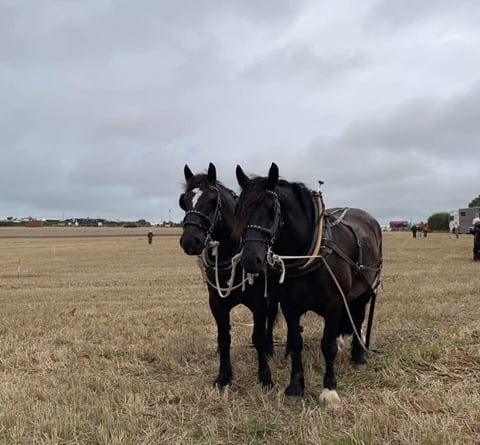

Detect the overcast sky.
xmin=2 ymin=0 xmax=479 ymax=224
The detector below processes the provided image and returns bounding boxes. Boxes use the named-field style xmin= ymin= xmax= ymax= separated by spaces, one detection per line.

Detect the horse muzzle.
xmin=179 ymin=231 xmax=205 ymax=256
xmin=240 ymin=249 xmax=266 ymax=274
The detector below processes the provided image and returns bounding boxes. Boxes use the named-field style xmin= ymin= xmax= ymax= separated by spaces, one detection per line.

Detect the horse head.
xmin=179 ymin=163 xmax=223 ymax=255
xmin=234 ymin=163 xmax=283 ymax=273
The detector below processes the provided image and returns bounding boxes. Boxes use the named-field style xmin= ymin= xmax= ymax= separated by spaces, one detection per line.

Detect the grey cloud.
xmin=242 ymin=44 xmax=367 ymax=85
xmin=368 ymin=0 xmax=480 ymax=29
xmin=340 ymin=83 xmax=480 ymax=158
xmin=2 ymin=0 xmax=480 ymax=224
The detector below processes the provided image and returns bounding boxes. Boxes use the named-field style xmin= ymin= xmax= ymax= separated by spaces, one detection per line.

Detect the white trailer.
xmin=450 ymin=207 xmax=480 ymax=234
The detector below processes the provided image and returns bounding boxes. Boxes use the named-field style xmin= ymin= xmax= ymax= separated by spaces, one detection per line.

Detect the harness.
xmin=255 ymin=191 xmax=382 ymax=284
xmin=240 ymin=188 xmax=383 ymax=352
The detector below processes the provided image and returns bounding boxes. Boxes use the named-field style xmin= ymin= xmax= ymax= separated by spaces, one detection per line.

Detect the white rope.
xmin=242 ymin=248 xmax=371 ymax=352
xmin=274 ymin=254 xmax=323 ymax=259
xmin=267 ymin=252 xmax=286 ymax=284
xmin=198 ymin=242 xmax=250 ymax=298
xmin=320 ymin=256 xmax=370 ymax=353
xmin=211 ymin=241 xmax=235 ymax=298
xmin=263 ymin=265 xmax=268 ymax=298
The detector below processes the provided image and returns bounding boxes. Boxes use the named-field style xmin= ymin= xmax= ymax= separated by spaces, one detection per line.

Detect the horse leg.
xmin=320 ymin=312 xmax=342 ymax=407
xmin=284 ymin=313 xmax=305 ymax=397
xmin=348 ymin=292 xmax=372 ymax=368
xmin=265 ymin=298 xmax=279 ymax=356
xmin=251 ymin=304 xmax=274 ymax=389
xmin=210 ymin=300 xmax=232 ymax=388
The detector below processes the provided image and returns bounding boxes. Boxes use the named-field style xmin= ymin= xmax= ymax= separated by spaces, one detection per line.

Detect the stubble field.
xmin=0 ymin=227 xmax=479 ymax=444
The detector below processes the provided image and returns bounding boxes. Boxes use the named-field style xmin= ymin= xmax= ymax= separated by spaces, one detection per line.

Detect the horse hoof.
xmin=352 ymin=362 xmax=367 ymax=371
xmin=284 ymin=385 xmax=304 ymax=398
xmin=213 ymin=377 xmax=231 ymax=388
xmin=261 ymin=380 xmax=275 ymax=391
xmin=319 ymin=389 xmax=341 ymax=408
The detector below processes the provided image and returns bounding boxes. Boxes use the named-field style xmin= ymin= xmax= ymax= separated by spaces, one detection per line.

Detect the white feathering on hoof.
xmin=319 ymin=389 xmax=341 ymax=408
xmin=336 ymin=335 xmax=345 ymax=353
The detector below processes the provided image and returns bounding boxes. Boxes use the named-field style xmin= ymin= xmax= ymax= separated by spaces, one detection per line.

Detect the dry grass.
xmin=0 ymin=229 xmax=479 ymax=444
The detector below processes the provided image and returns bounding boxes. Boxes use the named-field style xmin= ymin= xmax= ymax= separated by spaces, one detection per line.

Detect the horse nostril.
xmin=243 ymin=254 xmax=264 ymax=274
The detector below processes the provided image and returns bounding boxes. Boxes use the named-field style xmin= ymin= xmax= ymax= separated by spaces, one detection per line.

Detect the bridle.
xmin=182 ymin=185 xmax=253 ymax=298
xmin=182 ymin=186 xmax=222 ymax=245
xmin=241 ymin=189 xmax=283 ymax=251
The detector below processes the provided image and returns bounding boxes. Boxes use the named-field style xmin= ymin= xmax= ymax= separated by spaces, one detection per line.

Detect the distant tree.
xmin=427 ymin=212 xmax=449 ymax=231
xmin=468 ymin=195 xmax=480 ymax=208
xmin=136 ymin=219 xmax=151 ymax=227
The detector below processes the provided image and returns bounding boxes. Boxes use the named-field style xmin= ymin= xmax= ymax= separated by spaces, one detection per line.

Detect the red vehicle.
xmin=389 ymin=220 xmax=408 ymax=231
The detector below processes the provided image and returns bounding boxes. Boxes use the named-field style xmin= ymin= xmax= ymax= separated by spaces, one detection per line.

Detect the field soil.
xmin=0 ymin=226 xmax=182 ymax=238
xmin=0 ymin=230 xmax=479 ymax=444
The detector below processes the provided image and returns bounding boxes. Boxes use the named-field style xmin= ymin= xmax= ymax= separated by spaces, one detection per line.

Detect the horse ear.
xmin=266 ymin=162 xmax=279 ymax=190
xmin=184 ymin=165 xmax=194 ymax=181
xmin=207 ymin=163 xmax=217 ymax=186
xmin=236 ymin=165 xmax=249 ymax=189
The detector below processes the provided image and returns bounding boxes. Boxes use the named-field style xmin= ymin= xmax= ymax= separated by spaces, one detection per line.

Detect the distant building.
xmin=449 ymin=208 xmax=480 ymax=234
xmin=389 ymin=220 xmax=409 ymax=231
xmin=65 ymin=218 xmax=113 ymax=227
xmin=25 ymin=219 xmax=44 ymax=227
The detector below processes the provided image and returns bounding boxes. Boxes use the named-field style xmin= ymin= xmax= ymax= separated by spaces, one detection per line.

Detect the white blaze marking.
xmin=192 ymin=188 xmax=203 ymax=208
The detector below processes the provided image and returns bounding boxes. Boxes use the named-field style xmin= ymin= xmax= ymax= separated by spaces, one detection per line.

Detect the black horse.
xmin=233 ymin=163 xmax=383 ymax=406
xmin=179 ymin=163 xmax=277 ymax=389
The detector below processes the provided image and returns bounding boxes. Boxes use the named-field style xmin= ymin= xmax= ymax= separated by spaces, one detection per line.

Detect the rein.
xmin=320 ymin=256 xmax=380 ymax=353
xmin=199 ymin=242 xmax=253 ymax=298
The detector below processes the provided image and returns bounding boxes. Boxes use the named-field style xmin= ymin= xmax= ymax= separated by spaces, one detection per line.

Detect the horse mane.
xmin=286 ymin=180 xmax=312 ymax=212
xmin=232 ymin=176 xmax=311 ymax=240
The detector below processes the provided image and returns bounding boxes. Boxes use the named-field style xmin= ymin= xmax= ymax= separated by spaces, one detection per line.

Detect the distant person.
xmin=471 ymin=218 xmax=480 ymax=261
xmin=147 ymin=231 xmax=154 ymax=245
xmin=411 ymin=225 xmax=417 ymax=238
xmin=422 ymin=223 xmax=430 ymax=237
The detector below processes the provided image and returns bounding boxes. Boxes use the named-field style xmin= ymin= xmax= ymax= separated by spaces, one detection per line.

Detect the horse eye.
xmin=179 ymin=194 xmax=186 ymax=210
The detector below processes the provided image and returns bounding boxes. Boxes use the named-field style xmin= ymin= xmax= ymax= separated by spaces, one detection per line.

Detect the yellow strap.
xmin=299 ymin=194 xmax=324 ymax=270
